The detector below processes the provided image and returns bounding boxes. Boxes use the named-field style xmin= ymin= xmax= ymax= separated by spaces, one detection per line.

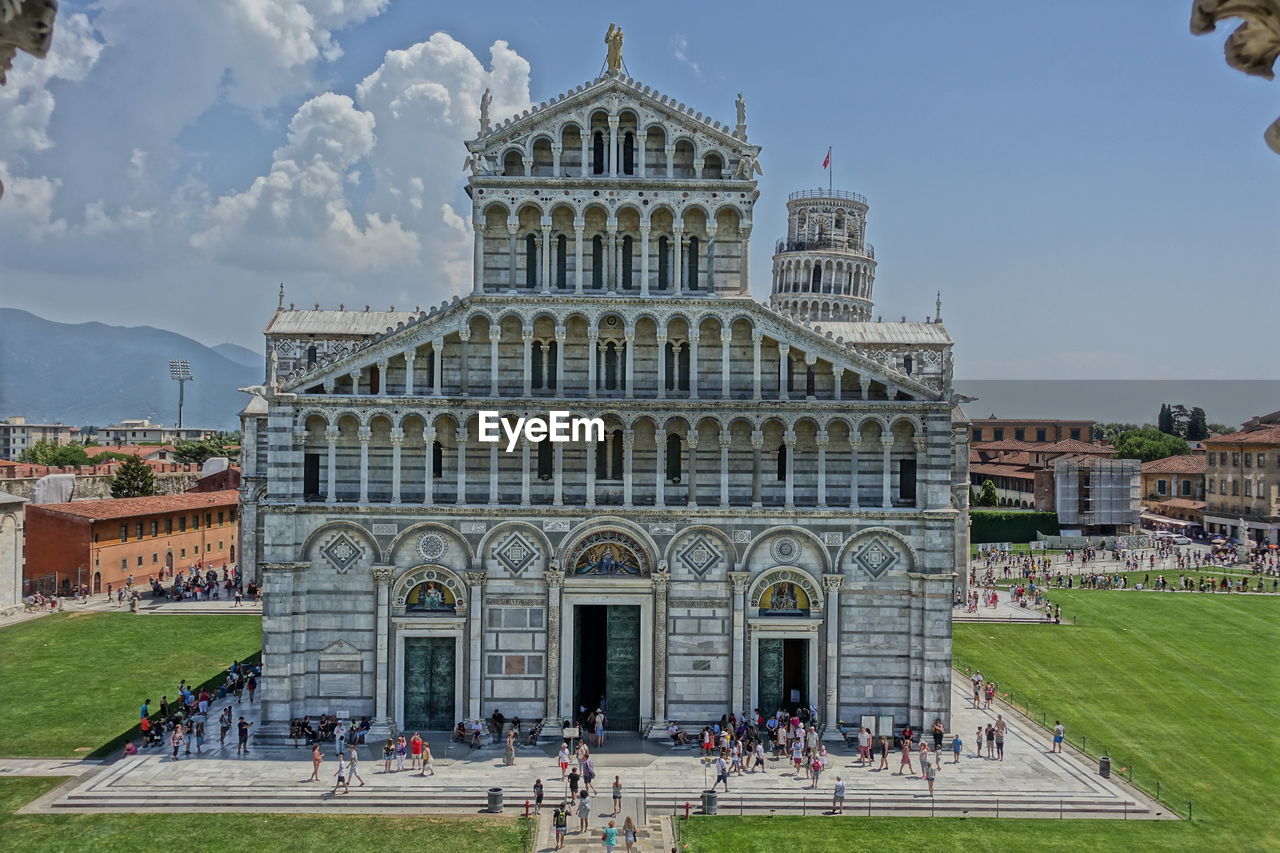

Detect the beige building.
xmin=0 ymin=417 xmax=79 ymax=460
xmin=1203 ymin=411 xmax=1280 ymax=544
xmin=969 ymin=417 xmax=1094 ymax=445
xmin=100 ymin=420 xmax=220 ymax=446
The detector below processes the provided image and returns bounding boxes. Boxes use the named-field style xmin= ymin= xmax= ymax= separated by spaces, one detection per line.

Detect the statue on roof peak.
xmin=605 ymin=23 xmax=624 ymax=72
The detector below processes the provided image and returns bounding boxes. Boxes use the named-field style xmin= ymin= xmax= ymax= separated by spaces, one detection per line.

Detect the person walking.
xmin=622 ymin=815 xmax=638 ymax=852
xmin=931 ymin=718 xmax=945 ymax=754
xmin=246 ymin=674 xmax=257 ymax=703
xmin=876 ymin=736 xmax=889 ymax=771
xmin=832 ymin=776 xmax=846 ymax=814
xmin=601 ymin=819 xmax=618 ymax=853
xmin=552 ymin=802 xmax=569 ymax=849
xmin=331 ymin=753 xmax=349 ymax=795
xmin=420 ymin=738 xmax=434 ymax=776
xmin=309 ymin=742 xmax=323 ymax=781
xmin=347 ymin=745 xmax=365 ymax=787
xmin=567 ymin=766 xmax=581 ymax=800
xmin=809 ymin=753 xmax=823 ymax=789
xmin=752 ymin=739 xmax=766 ymax=773
xmin=917 ymin=742 xmax=930 ymax=778
xmin=594 ymin=710 xmax=607 ymax=748
xmin=219 ymin=707 xmax=232 ymax=746
xmin=576 ymin=790 xmax=592 ymax=833
xmin=714 ymin=752 xmax=730 ymax=792
xmin=334 ymin=720 xmax=348 ymax=756
xmin=558 ymin=743 xmax=571 ymax=780
xmin=923 ymin=754 xmax=938 ymax=796
xmin=951 ymin=734 xmax=962 ymax=764
xmin=897 ymin=738 xmax=914 ymax=775
xmin=582 ymin=753 xmax=598 ymax=795
xmin=533 ymin=779 xmax=544 ymax=815
xmin=170 ymin=724 xmax=184 ymax=761
xmin=236 ymin=716 xmax=252 ymax=755
xmin=1052 ymin=720 xmax=1065 ymax=754
xmin=611 ymin=775 xmax=622 ymax=816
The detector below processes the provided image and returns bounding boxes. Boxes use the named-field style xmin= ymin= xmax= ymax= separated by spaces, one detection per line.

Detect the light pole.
xmin=169 ymin=360 xmax=193 ymax=429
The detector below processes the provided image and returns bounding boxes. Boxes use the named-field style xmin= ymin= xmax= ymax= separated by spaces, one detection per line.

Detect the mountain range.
xmin=0 ymin=308 xmax=259 ymax=431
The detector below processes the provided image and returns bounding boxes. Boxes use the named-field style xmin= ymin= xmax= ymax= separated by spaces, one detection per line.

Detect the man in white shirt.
xmin=832 ymin=776 xmax=846 ymax=813
xmin=714 ymin=754 xmax=730 ymax=792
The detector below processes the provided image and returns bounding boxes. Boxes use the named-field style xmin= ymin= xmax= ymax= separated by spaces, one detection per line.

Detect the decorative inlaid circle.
xmin=770 ymin=536 xmax=799 ymax=563
xmin=416 ymin=533 xmax=446 ymax=562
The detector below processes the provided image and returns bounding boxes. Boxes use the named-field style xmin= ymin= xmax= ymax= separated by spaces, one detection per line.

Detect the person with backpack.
xmin=552 ymin=802 xmax=568 ymax=849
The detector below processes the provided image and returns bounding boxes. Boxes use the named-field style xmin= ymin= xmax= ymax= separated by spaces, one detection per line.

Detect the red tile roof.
xmin=29 ymin=490 xmax=238 ymax=521
xmin=972 ymin=439 xmax=1041 ymax=452
xmin=970 ymin=463 xmax=1037 ymax=480
xmin=83 ymin=445 xmax=175 ymax=459
xmin=1142 ymin=455 xmax=1206 ymax=475
xmin=1154 ymin=498 xmax=1206 ymax=510
xmin=1204 ymin=425 xmax=1280 ymax=445
xmin=1039 ymin=439 xmax=1116 ymax=455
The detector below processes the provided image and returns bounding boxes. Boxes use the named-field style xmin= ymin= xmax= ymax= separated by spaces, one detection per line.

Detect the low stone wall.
xmin=0 ymin=471 xmax=202 ymax=501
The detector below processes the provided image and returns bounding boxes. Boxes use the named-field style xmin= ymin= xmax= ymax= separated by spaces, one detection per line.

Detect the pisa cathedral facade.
xmin=240 ymin=51 xmax=969 ymax=741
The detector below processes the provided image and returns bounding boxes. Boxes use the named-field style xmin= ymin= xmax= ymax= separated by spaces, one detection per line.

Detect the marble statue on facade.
xmin=605 ymin=23 xmax=624 ymax=72
xmin=735 ymin=93 xmax=748 ymax=140
xmin=479 ymin=87 xmax=492 ymax=135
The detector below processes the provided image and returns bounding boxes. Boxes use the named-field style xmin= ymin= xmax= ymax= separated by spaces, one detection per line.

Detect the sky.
xmin=0 ymin=0 xmax=1276 ymax=379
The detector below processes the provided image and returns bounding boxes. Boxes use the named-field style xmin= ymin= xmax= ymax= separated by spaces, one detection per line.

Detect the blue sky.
xmin=0 ymin=0 xmax=1275 ymax=378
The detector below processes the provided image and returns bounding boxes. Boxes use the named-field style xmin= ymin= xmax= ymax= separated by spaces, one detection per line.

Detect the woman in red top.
xmin=409 ymin=732 xmax=423 ymax=771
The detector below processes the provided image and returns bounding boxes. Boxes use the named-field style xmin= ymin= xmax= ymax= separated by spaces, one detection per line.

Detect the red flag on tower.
xmin=822 ymin=147 xmax=831 ymax=169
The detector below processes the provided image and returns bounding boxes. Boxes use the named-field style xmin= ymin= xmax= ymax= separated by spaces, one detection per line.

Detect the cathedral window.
xmin=776 ymin=444 xmax=787 ymax=481
xmin=666 ymin=433 xmax=683 ymax=483
xmin=704 ymin=153 xmax=723 ymax=179
xmin=592 ymin=236 xmax=604 ymax=289
xmin=595 ymin=429 xmax=625 ymax=480
xmin=547 ymin=341 xmax=558 ymax=390
xmin=503 ymin=150 xmax=522 ymax=176
xmin=602 ymin=341 xmax=622 ymax=391
xmin=898 ymin=459 xmax=918 ymax=505
xmin=537 ymin=439 xmax=553 ymax=480
xmin=621 ymin=236 xmax=634 ymax=289
xmin=531 ymin=341 xmax=544 ymax=390
xmin=687 ymin=237 xmax=700 ymax=290
xmin=623 ymin=132 xmax=636 ymax=174
xmin=592 ymin=131 xmax=606 ymax=175
xmin=903 ymin=355 xmax=913 ymax=375
xmin=657 ymin=236 xmax=670 ymax=289
xmin=806 ymin=365 xmax=815 ymax=397
xmin=432 ymin=441 xmax=444 ymax=478
xmin=524 ymin=234 xmax=538 ymax=289
xmin=556 ymin=234 xmax=568 ymax=288
xmin=811 ymin=264 xmax=821 ymax=290
xmin=305 ymin=345 xmax=317 ymax=366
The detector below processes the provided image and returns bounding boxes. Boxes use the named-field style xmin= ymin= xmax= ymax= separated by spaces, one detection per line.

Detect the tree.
xmin=18 ymin=441 xmax=90 ymax=467
xmin=110 ymin=455 xmax=159 ymax=498
xmin=1169 ymin=404 xmax=1191 ymax=437
xmin=1207 ymin=423 xmax=1231 ymax=437
xmin=1093 ymin=423 xmax=1139 ymax=442
xmin=173 ymin=432 xmax=237 ymax=465
xmin=1157 ymin=403 xmax=1175 ymax=435
xmin=976 ymin=479 xmax=1000 ymax=507
xmin=90 ymin=451 xmax=138 ymax=464
xmin=1186 ymin=407 xmax=1209 ymax=441
xmin=1112 ymin=429 xmax=1190 ymax=463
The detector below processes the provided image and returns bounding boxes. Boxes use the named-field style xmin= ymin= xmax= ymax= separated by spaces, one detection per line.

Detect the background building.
xmin=0 ymin=491 xmax=24 ymax=608
xmin=969 ymin=417 xmax=1095 ymax=445
xmin=1053 ymin=457 xmax=1141 ymax=536
xmin=23 ymin=490 xmax=239 ymax=595
xmin=241 ymin=45 xmax=967 ymax=743
xmin=1202 ymin=410 xmax=1280 ymax=544
xmin=0 ymin=416 xmax=78 ymax=460
xmin=100 ymin=420 xmax=221 ymax=445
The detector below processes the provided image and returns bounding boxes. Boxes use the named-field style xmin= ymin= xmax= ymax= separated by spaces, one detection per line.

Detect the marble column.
xmin=664 ymin=145 xmax=674 ymax=178
xmin=652 ymin=570 xmax=671 ymax=722
xmin=881 ymin=435 xmax=893 ymax=507
xmin=489 ymin=443 xmax=499 ymax=505
xmin=624 ymin=333 xmax=634 ymax=399
xmin=376 ymin=360 xmax=389 ymax=396
xmin=579 ymin=132 xmax=589 ymax=177
xmin=816 ymin=430 xmax=828 ymax=508
xmin=456 ymin=427 xmax=468 ymax=505
xmin=720 ymin=330 xmax=732 ymax=399
xmin=822 ymin=574 xmax=844 ymax=729
xmin=473 ymin=223 xmax=486 ymax=294
xmin=349 ymin=369 xmax=361 ymax=395
xmin=574 ymin=222 xmax=585 ymax=294
xmin=639 ymin=225 xmax=651 ymax=296
xmin=751 ymin=332 xmax=763 ymax=400
xmin=489 ymin=331 xmax=500 ymax=396
xmin=465 ymin=571 xmax=487 ymax=718
xmin=520 ymin=437 xmax=531 ymax=506
xmin=458 ymin=330 xmax=470 ymax=396
xmin=587 ymin=332 xmax=599 ymax=398
xmin=654 ymin=427 xmax=667 ymax=507
xmin=325 ymin=426 xmax=338 ymax=503
xmin=541 ymin=224 xmax=552 ymax=295
xmin=544 ymin=570 xmax=564 ymax=721
xmin=778 ymin=344 xmax=790 ymax=401
xmin=673 ymin=226 xmax=684 ymax=295
xmin=849 ymin=438 xmax=861 ymax=508
xmin=608 ymin=117 xmax=619 ymax=177
xmin=656 ymin=333 xmax=668 ymax=399
xmin=390 ymin=428 xmax=404 ymax=504
xmin=423 ymin=426 xmax=436 ymax=505
xmin=751 ymin=429 xmax=763 ymax=508
xmin=832 ymin=368 xmax=841 ymax=401
xmin=686 ymin=431 xmax=698 ymax=509
xmin=688 ymin=327 xmax=700 ymax=399
xmin=357 ymin=426 xmax=371 ymax=503
xmin=739 ymin=226 xmax=752 ymax=294
xmin=551 ymin=144 xmax=561 ymax=175
xmin=507 ymin=223 xmax=518 ymax=289
xmin=522 ymin=332 xmax=533 ymax=396
xmin=368 ymin=566 xmax=395 ymax=741
xmin=606 ymin=223 xmax=618 ymax=291
xmin=728 ymin=572 xmax=750 ymax=715
xmin=404 ymin=352 xmax=415 ymax=396
xmin=783 ymin=430 xmax=796 ymax=509
xmin=431 ymin=340 xmax=443 ymax=396
xmin=719 ymin=429 xmax=731 ymax=507
xmin=585 ymin=436 xmax=597 ymax=508
xmin=553 ymin=442 xmax=564 ymax=506
xmin=622 ymin=429 xmax=634 ymax=506
xmin=914 ymin=436 xmax=928 ymax=509
xmin=554 ymin=326 xmax=566 ymax=392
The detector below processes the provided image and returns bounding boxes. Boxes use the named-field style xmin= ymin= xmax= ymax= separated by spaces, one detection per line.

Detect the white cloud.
xmin=0 ymin=11 xmax=102 ymax=154
xmin=0 ymin=161 xmax=65 ymax=238
xmin=670 ymin=33 xmax=700 ymax=76
xmin=193 ymin=34 xmax=533 ymax=286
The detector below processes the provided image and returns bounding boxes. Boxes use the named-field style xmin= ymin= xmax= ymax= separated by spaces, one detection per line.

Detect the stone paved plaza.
xmin=18 ymin=674 xmax=1167 ymax=836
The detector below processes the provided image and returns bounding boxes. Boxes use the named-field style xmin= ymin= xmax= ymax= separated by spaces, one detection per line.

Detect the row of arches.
xmin=772 ymin=257 xmax=874 ymax=299
xmin=293 ymin=410 xmax=929 ymax=511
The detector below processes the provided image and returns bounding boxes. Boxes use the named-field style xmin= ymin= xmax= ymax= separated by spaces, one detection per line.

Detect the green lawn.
xmin=0 ymin=612 xmax=261 ymax=757
xmin=0 ymin=778 xmax=530 ymax=852
xmin=686 ymin=591 xmax=1280 ymax=852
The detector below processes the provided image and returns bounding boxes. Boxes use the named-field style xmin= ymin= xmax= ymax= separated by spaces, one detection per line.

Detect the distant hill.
xmin=211 ymin=342 xmax=262 ymax=370
xmin=0 ymin=308 xmax=258 ymax=430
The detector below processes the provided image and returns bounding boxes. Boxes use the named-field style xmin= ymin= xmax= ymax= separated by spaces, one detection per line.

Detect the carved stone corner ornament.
xmin=1192 ymin=0 xmax=1280 ymax=152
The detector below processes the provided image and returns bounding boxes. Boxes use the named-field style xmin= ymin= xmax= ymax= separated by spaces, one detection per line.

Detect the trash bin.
xmin=1099 ymin=756 xmax=1111 ymax=778
xmin=487 ymin=787 xmax=503 ymax=813
xmin=702 ymin=789 xmax=718 ymax=815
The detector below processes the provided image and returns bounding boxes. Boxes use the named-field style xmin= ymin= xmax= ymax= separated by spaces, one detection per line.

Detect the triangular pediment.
xmin=470 ymin=72 xmax=758 ymax=161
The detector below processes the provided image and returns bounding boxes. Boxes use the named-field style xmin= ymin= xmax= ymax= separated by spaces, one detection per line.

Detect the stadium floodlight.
xmin=169 ymin=359 xmax=194 ymax=428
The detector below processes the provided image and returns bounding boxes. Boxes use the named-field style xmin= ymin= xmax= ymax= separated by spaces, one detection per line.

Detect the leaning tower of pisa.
xmin=769 ymin=188 xmax=878 ymax=323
